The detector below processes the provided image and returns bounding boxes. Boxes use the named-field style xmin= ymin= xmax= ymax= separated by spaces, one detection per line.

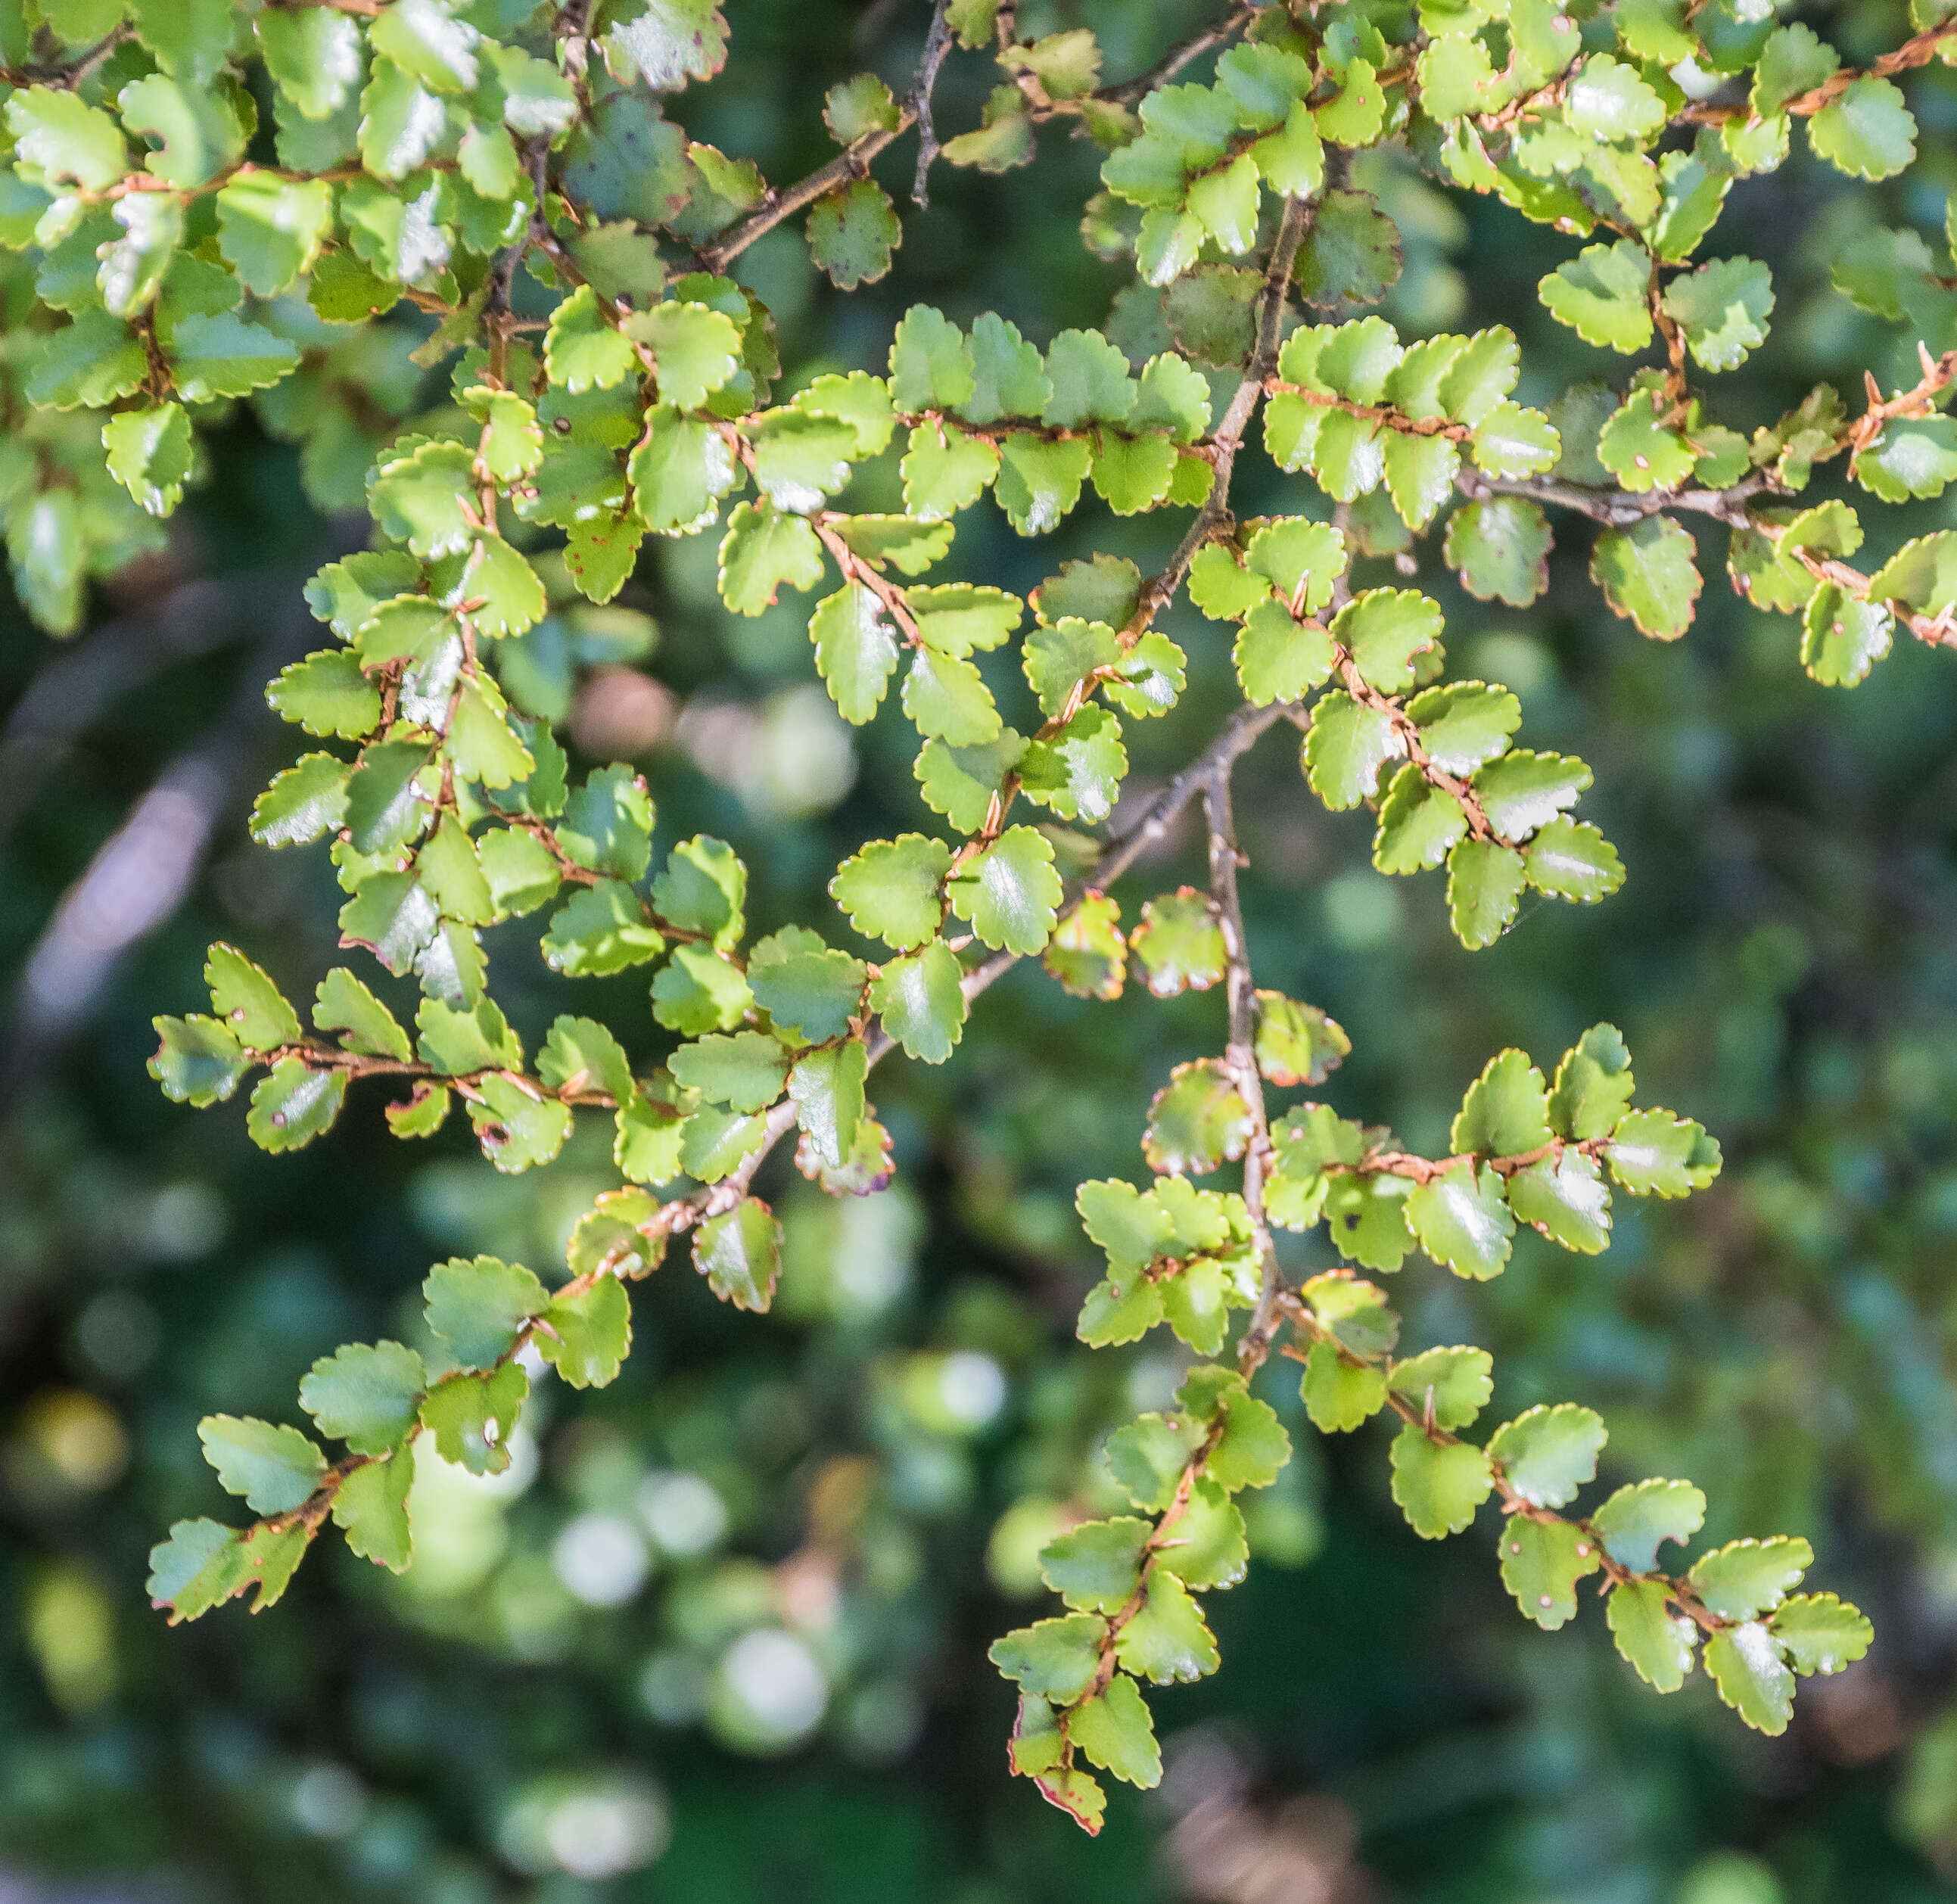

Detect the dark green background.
xmin=5 ymin=2 xmax=1957 ymax=1898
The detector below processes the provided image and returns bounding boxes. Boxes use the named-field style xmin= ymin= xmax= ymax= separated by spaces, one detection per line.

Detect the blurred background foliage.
xmin=5 ymin=0 xmax=1957 ymax=1899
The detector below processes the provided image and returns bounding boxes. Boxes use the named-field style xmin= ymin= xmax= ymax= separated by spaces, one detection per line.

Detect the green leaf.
xmin=1039 ymin=1516 xmax=1151 ymax=1613
xmin=1499 ymin=1517 xmax=1601 ymax=1629
xmin=749 ymin=930 xmax=867 ymax=1044
xmin=670 ymin=1029 xmax=789 ymax=1112
xmin=1408 ymin=682 xmax=1520 ymax=775
xmin=1252 ymin=992 xmax=1349 ymax=1087
xmin=630 ymin=408 xmax=738 ymax=534
xmin=1023 ymin=615 xmax=1118 ymax=717
xmin=692 ymin=1196 xmax=780 ymax=1311
xmin=1234 ymin=598 xmax=1335 ymax=705
xmin=830 ymin=835 xmax=950 ymax=952
xmin=214 ymin=173 xmax=334 ymax=297
xmin=1705 ymin=1623 xmax=1795 ymax=1734
xmin=542 ymin=880 xmax=664 ymax=978
xmin=1487 ymin=1403 xmax=1607 ymax=1507
xmin=331 ymin=1448 xmax=415 ymax=1572
xmin=1105 ymin=1410 xmax=1206 ymax=1514
xmin=148 ymin=1518 xmax=303 ymax=1622
xmin=558 ymin=764 xmax=653 ymax=879
xmin=1856 ymin=416 xmax=1957 ymax=505
xmin=423 ymin=1254 xmax=547 ymax=1370
xmin=1452 ymin=1049 xmax=1552 ymax=1156
xmin=300 ymin=1340 xmax=426 ymax=1454
xmin=1296 ymin=188 xmax=1402 ymax=308
xmin=996 ymin=434 xmax=1094 ymax=535
xmin=1752 ymin=23 xmax=1840 ymax=117
xmin=198 ymin=1414 xmax=327 ymax=1514
xmin=1800 ymin=584 xmax=1893 ymax=688
xmin=27 ymin=310 xmax=148 ymax=411
xmin=1188 ymin=543 xmax=1271 ymax=621
xmin=1143 ymin=1059 xmax=1252 ymax=1175
xmin=1445 ymin=499 xmax=1551 ymax=606
xmin=1685 ymin=1536 xmax=1812 ymax=1621
xmin=787 ymin=1040 xmax=866 ymax=1168
xmin=1539 ymin=240 xmax=1654 ymax=353
xmin=1389 ymin=1426 xmax=1494 ymax=1538
xmin=1549 ymin=1025 xmax=1635 ymax=1140
xmin=7 ymin=86 xmax=129 ymax=190
xmin=1383 ymin=434 xmax=1461 ymax=532
xmin=652 ymin=835 xmax=746 ymax=947
xmin=338 ymin=873 xmax=440 ymax=977
xmin=1506 ymin=1149 xmax=1613 ymax=1251
xmin=1301 ymin=1341 xmax=1388 ymax=1432
xmin=420 ymin=1361 xmax=528 ymax=1476
xmin=1608 ymin=1579 xmax=1697 ymax=1692
xmin=369 ymin=442 xmax=478 ymax=558
xmin=537 ymin=1015 xmax=634 ymax=1103
xmin=1769 ymin=1594 xmax=1873 ymax=1676
xmin=148 ymin=1014 xmax=250 ymax=1107
xmin=1591 ymin=517 xmax=1701 ymax=639
xmin=1303 ymin=693 xmax=1401 ymax=809
xmin=599 ymin=0 xmax=729 ymax=90
xmin=1808 ymin=75 xmax=1915 ymax=181
xmin=247 ymin=1058 xmax=347 ymax=1153
xmin=1591 ymin=1476 xmax=1705 ymax=1573
xmin=908 ymin=583 xmax=1020 ymax=657
xmin=651 ymin=945 xmax=748 ymax=1035
xmin=168 ymin=311 xmax=302 ymax=404
xmin=205 ymin=943 xmax=301 ymax=1052
xmin=1069 ymin=1675 xmax=1162 ymax=1789
xmin=1130 ymin=889 xmax=1224 ymax=997
xmin=948 ymin=826 xmax=1061 ymax=955
xmin=1661 ymin=257 xmax=1773 ymax=372
xmin=868 ymin=943 xmax=967 ymax=1063
xmin=1156 ymin=1479 xmax=1247 ymax=1590
xmin=1598 ymin=390 xmax=1697 ymax=493
xmin=807 ymin=178 xmax=901 ymax=289
xmin=719 ymin=502 xmax=826 ymax=615
xmin=1020 ymin=706 xmax=1127 ymax=824
xmin=814 ymin=518 xmax=945 ymax=591
xmin=989 ymin=1614 xmax=1105 ymax=1702
xmin=1446 ymin=838 xmax=1527 ymax=948
xmin=1046 ymin=891 xmax=1127 ymax=1000
xmin=545 ymin=284 xmax=639 ymax=394
xmin=634 ymin=300 xmax=741 ymax=409
xmin=901 ymin=422 xmax=1000 ymax=521
xmin=537 ymin=1275 xmax=632 ymax=1389
xmin=1372 ymin=767 xmax=1467 ymax=875
xmin=1388 ymin=1346 xmax=1494 ymax=1430
xmin=1564 ymin=54 xmax=1666 ymax=139
xmin=1114 ymin=1572 xmax=1218 ymax=1684
xmin=1332 ymin=588 xmax=1442 ymax=695
xmin=1471 ymin=403 xmax=1560 ymax=479
xmin=614 ymin=1086 xmax=690 ymax=1185
xmin=1473 ymin=750 xmax=1591 ymax=842
xmin=102 ymin=403 xmax=194 ymax=516
xmin=1606 ymin=1107 xmax=1721 ymax=1196
xmin=889 ymin=306 xmax=975 ymax=410
xmin=468 ymin=1076 xmax=574 ymax=1174
xmin=902 ymin=647 xmax=1001 ymax=745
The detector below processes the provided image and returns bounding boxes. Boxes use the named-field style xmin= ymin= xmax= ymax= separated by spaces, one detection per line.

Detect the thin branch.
xmin=909 ymin=0 xmax=956 ymax=207
xmin=1202 ymin=767 xmax=1287 ymax=1377
xmin=1102 ymin=2 xmax=1259 ymax=106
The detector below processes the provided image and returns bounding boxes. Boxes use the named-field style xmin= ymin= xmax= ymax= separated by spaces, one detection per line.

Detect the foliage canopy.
xmin=12 ymin=0 xmax=1957 ymax=1868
